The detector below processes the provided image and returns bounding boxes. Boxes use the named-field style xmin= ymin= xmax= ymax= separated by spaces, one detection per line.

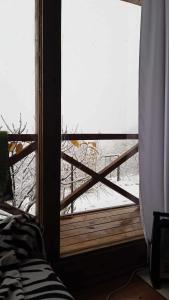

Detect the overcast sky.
xmin=0 ymin=0 xmax=141 ymax=134
xmin=62 ymin=0 xmax=141 ymax=133
xmin=0 ymin=0 xmax=35 ymax=132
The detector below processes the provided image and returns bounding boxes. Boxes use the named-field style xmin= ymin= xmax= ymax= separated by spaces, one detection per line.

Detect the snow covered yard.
xmin=70 ymin=175 xmax=139 ymax=213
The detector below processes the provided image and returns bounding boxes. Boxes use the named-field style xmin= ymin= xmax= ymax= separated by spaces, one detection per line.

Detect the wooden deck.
xmin=60 ymin=205 xmax=144 ymax=256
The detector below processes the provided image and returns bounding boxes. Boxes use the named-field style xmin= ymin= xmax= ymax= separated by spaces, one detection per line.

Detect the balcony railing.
xmin=61 ymin=134 xmax=139 ymax=212
xmin=1 ymin=133 xmax=139 ymax=216
xmin=0 ymin=134 xmax=36 ymax=216
xmin=8 ymin=134 xmax=37 ymax=166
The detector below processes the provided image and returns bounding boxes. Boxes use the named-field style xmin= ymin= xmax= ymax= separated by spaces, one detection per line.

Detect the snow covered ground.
xmin=71 ymin=175 xmax=139 ymax=213
xmin=0 ymin=175 xmax=139 ymax=218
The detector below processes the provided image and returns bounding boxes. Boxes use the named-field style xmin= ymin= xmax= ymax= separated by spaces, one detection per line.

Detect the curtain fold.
xmin=139 ymin=0 xmax=169 ymax=242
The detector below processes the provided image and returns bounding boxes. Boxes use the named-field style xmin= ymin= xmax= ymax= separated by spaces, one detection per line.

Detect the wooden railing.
xmin=61 ymin=134 xmax=139 ymax=210
xmin=8 ymin=134 xmax=37 ymax=166
xmin=2 ymin=133 xmax=139 ymax=215
xmin=0 ymin=134 xmax=37 ymax=216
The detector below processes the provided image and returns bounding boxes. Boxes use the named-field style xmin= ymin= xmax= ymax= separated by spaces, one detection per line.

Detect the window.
xmin=0 ymin=0 xmax=36 ymax=215
xmin=61 ymin=0 xmax=141 ymax=213
xmin=62 ymin=0 xmax=141 ymax=133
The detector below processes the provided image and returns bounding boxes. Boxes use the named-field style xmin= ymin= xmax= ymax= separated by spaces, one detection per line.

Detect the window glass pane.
xmin=62 ymin=0 xmax=141 ymax=133
xmin=0 ymin=0 xmax=36 ymax=216
xmin=61 ymin=139 xmax=139 ymax=214
xmin=0 ymin=0 xmax=35 ymax=132
xmin=61 ymin=1 xmax=141 ymax=215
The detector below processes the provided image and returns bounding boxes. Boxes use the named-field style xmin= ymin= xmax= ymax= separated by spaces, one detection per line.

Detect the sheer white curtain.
xmin=139 ymin=0 xmax=169 ymax=242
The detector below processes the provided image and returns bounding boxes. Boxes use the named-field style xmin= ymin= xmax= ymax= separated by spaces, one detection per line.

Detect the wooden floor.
xmin=60 ymin=205 xmax=144 ymax=256
xmin=73 ymin=276 xmax=165 ymax=300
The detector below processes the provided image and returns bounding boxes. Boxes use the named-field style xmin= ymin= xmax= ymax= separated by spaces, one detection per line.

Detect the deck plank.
xmin=61 ymin=210 xmax=140 ymax=232
xmin=61 ymin=223 xmax=142 ymax=247
xmin=60 ymin=205 xmax=144 ymax=256
xmin=61 ymin=205 xmax=139 ymax=225
xmin=61 ymin=217 xmax=141 ymax=238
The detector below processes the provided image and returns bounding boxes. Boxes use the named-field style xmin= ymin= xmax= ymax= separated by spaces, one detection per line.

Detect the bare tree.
xmin=1 ymin=115 xmax=101 ymax=215
xmin=1 ymin=114 xmax=36 ymax=213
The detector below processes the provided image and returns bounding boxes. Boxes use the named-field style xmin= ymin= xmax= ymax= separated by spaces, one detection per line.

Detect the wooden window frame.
xmin=36 ymin=0 xmax=61 ymax=261
xmin=35 ymin=0 xmax=140 ymax=261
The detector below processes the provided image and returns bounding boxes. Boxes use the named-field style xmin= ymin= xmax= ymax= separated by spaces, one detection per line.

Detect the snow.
xmin=70 ymin=175 xmax=139 ymax=213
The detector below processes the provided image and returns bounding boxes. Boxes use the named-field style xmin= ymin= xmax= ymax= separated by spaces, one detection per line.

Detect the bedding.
xmin=0 ymin=214 xmax=74 ymax=299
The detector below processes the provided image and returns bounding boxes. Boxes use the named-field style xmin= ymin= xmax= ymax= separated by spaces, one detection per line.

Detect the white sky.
xmin=62 ymin=0 xmax=141 ymax=133
xmin=0 ymin=0 xmax=141 ymax=134
xmin=0 ymin=0 xmax=35 ymax=132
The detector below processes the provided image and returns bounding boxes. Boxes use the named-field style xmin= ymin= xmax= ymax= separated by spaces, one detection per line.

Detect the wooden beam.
xmin=8 ymin=134 xmax=37 ymax=142
xmin=37 ymin=0 xmax=61 ymax=261
xmin=62 ymin=134 xmax=138 ymax=141
xmin=61 ymin=152 xmax=139 ymax=208
xmin=61 ymin=144 xmax=139 ymax=210
xmin=7 ymin=133 xmax=138 ymax=142
xmin=100 ymin=143 xmax=138 ymax=177
xmin=9 ymin=142 xmax=36 ymax=166
xmin=121 ymin=0 xmax=143 ymax=6
xmin=0 ymin=203 xmax=26 ymax=216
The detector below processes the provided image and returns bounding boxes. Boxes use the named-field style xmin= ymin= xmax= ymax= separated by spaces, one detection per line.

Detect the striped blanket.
xmin=0 ymin=214 xmax=74 ymax=300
